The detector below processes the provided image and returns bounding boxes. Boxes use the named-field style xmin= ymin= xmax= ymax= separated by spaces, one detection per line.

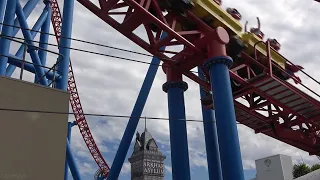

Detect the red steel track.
xmin=74 ymin=0 xmax=320 ymax=155
xmin=50 ymin=0 xmax=110 ymax=176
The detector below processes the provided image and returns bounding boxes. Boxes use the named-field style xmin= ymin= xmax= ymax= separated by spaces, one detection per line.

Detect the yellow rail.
xmin=191 ymin=0 xmax=242 ymax=36
xmin=241 ymin=33 xmax=285 ymax=69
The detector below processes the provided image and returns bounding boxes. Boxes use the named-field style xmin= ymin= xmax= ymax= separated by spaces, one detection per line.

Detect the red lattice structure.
xmin=50 ymin=0 xmax=110 ymax=176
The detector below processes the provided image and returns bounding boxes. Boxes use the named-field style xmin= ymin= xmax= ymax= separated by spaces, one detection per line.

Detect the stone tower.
xmin=128 ymin=128 xmax=166 ymax=180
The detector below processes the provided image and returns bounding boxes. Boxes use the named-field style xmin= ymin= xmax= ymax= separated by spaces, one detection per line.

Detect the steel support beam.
xmin=55 ymin=0 xmax=78 ymax=178
xmin=12 ymin=0 xmax=40 ymax=36
xmin=204 ymin=30 xmax=245 ymax=179
xmin=198 ymin=67 xmax=223 ymax=180
xmin=106 ymin=32 xmax=167 ymax=180
xmin=0 ymin=0 xmax=16 ymax=75
xmin=163 ymin=69 xmax=191 ymax=180
xmin=15 ymin=1 xmax=48 ymax=85
xmin=0 ymin=0 xmax=6 ymax=32
xmin=65 ymin=122 xmax=75 ymax=180
xmin=7 ymin=54 xmax=60 ymax=80
xmin=35 ymin=2 xmax=51 ymax=83
xmin=56 ymin=0 xmax=75 ymax=90
xmin=6 ymin=7 xmax=49 ymax=76
xmin=5 ymin=0 xmax=42 ymax=76
xmin=66 ymin=139 xmax=82 ymax=180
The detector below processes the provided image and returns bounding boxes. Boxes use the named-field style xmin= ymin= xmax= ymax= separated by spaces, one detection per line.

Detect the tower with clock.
xmin=128 ymin=127 xmax=166 ymax=180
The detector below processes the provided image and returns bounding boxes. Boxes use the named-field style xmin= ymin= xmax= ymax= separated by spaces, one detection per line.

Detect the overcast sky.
xmin=9 ymin=0 xmax=320 ymax=179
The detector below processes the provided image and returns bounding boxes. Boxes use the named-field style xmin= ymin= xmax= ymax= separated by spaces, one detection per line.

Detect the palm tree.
xmin=293 ymin=163 xmax=311 ymax=179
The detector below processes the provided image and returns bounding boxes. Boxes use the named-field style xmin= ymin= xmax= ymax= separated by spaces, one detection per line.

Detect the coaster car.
xmin=148 ymin=0 xmax=304 ymax=92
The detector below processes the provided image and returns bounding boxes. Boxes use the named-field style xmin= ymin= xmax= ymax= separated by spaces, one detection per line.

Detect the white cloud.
xmin=78 ymin=161 xmax=98 ymax=175
xmin=165 ymin=165 xmax=172 ymax=174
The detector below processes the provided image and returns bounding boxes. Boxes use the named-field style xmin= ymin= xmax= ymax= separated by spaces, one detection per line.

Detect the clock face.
xmin=264 ymin=159 xmax=271 ymax=167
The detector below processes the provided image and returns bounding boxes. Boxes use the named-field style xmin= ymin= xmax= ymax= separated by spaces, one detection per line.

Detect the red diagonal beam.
xmin=124 ymin=0 xmax=200 ymax=52
xmin=184 ymin=71 xmax=211 ymax=90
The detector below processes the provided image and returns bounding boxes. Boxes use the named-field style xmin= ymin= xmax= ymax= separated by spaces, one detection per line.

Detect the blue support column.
xmin=12 ymin=0 xmax=40 ymax=36
xmin=0 ymin=0 xmax=16 ymax=75
xmin=106 ymin=32 xmax=167 ymax=180
xmin=55 ymin=0 xmax=75 ymax=90
xmin=0 ymin=0 xmax=7 ymax=32
xmin=6 ymin=7 xmax=49 ymax=76
xmin=54 ymin=1 xmax=80 ymax=178
xmin=1 ymin=0 xmax=40 ymax=76
xmin=15 ymin=1 xmax=48 ymax=86
xmin=204 ymin=56 xmax=245 ymax=180
xmin=36 ymin=2 xmax=51 ymax=83
xmin=198 ymin=67 xmax=223 ymax=180
xmin=163 ymin=77 xmax=191 ymax=180
xmin=66 ymin=139 xmax=82 ymax=180
xmin=65 ymin=122 xmax=75 ymax=180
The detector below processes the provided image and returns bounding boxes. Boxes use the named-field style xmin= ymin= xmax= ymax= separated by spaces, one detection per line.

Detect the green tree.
xmin=293 ymin=163 xmax=311 ymax=179
xmin=311 ymin=163 xmax=320 ymax=171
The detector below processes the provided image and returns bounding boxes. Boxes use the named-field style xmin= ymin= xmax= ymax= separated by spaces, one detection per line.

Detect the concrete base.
xmin=0 ymin=76 xmax=70 ymax=180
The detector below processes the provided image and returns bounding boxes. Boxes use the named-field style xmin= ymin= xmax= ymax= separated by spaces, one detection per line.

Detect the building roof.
xmin=133 ymin=128 xmax=159 ymax=152
xmin=296 ymin=169 xmax=320 ymax=180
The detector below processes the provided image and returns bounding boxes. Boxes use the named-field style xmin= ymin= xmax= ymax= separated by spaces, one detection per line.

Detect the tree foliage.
xmin=311 ymin=163 xmax=320 ymax=171
xmin=293 ymin=163 xmax=311 ymax=178
xmin=293 ymin=163 xmax=320 ymax=179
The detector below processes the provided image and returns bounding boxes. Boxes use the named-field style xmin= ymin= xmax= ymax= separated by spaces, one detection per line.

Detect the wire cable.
xmin=6 ymin=34 xmax=320 ymax=101
xmin=0 ymin=108 xmax=214 ymax=123
xmin=0 ymin=22 xmax=154 ymax=56
xmin=0 ymin=22 xmax=189 ymax=62
xmin=3 ymin=24 xmax=320 ymax=103
xmin=2 ymin=20 xmax=320 ymax=85
xmin=2 ymin=34 xmax=200 ymax=74
xmin=2 ymin=34 xmax=165 ymax=67
xmin=0 ymin=107 xmax=250 ymax=125
xmin=3 ymin=22 xmax=320 ymax=88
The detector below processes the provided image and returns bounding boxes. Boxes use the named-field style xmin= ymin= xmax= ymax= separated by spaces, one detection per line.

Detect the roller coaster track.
xmin=50 ymin=0 xmax=110 ymax=176
xmin=72 ymin=0 xmax=320 ymax=155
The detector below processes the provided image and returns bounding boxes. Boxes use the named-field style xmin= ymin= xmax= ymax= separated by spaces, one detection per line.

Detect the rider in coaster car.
xmin=265 ymin=38 xmax=303 ymax=84
xmin=213 ymin=0 xmax=222 ymax=5
xmin=283 ymin=64 xmax=304 ymax=84
xmin=255 ymin=38 xmax=280 ymax=66
xmin=255 ymin=38 xmax=281 ymax=67
xmin=256 ymin=39 xmax=303 ymax=84
xmin=226 ymin=8 xmax=242 ymax=21
xmin=268 ymin=38 xmax=281 ymax=51
xmin=245 ymin=17 xmax=264 ymax=39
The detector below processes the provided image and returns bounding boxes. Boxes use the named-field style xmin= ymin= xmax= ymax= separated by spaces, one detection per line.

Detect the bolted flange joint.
xmin=162 ymin=81 xmax=188 ymax=93
xmin=204 ymin=56 xmax=233 ymax=69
